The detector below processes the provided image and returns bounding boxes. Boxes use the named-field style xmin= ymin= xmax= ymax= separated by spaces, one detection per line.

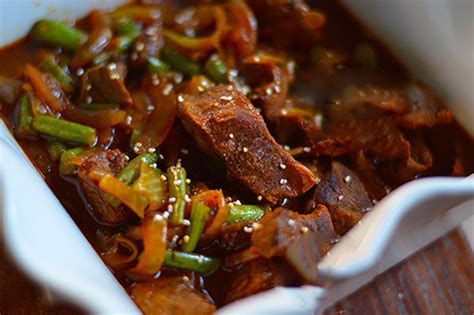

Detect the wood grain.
xmin=1 ymin=230 xmax=473 ymax=314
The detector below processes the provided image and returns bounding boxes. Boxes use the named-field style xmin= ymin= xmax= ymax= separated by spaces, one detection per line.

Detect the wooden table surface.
xmin=1 ymin=229 xmax=473 ymax=315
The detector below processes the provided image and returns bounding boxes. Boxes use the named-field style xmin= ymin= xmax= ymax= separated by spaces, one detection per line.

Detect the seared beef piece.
xmin=80 ymin=63 xmax=132 ymax=106
xmin=248 ymin=0 xmax=325 ymax=51
xmin=251 ymin=206 xmax=337 ymax=258
xmin=399 ymin=83 xmax=452 ymax=128
xmin=178 ymin=85 xmax=317 ymax=203
xmin=241 ymin=56 xmax=291 ymax=120
xmin=131 ymin=276 xmax=216 ymax=315
xmin=310 ymin=118 xmax=411 ymax=159
xmin=78 ymin=149 xmax=129 ymax=225
xmin=307 ymin=161 xmax=372 ymax=235
xmin=224 ymin=257 xmax=297 ymax=304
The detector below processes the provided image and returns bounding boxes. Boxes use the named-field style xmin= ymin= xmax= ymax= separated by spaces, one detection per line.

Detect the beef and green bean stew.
xmin=1 ymin=0 xmax=473 ymax=313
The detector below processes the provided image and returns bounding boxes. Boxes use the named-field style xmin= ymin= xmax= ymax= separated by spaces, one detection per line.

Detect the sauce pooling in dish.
xmin=1 ymin=0 xmax=473 ymax=312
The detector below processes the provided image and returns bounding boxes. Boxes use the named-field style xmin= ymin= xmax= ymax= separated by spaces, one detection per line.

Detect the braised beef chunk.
xmin=131 ymin=276 xmax=216 ymax=315
xmin=310 ymin=118 xmax=411 ymax=158
xmin=251 ymin=206 xmax=337 ymax=258
xmin=224 ymin=257 xmax=297 ymax=304
xmin=178 ymin=85 xmax=317 ymax=203
xmin=80 ymin=63 xmax=132 ymax=106
xmin=78 ymin=149 xmax=129 ymax=225
xmin=308 ymin=161 xmax=372 ymax=235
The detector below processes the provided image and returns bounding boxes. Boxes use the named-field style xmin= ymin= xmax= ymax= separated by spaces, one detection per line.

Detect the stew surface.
xmin=1 ymin=0 xmax=473 ymax=313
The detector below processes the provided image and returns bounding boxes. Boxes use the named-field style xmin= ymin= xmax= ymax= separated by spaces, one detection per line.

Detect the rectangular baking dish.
xmin=1 ymin=0 xmax=473 ymax=313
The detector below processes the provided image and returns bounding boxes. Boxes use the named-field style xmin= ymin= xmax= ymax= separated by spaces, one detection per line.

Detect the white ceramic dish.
xmin=1 ymin=0 xmax=473 ymax=314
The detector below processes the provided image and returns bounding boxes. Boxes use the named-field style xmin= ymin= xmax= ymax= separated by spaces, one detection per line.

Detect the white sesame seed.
xmin=281 ymin=109 xmax=288 ymax=115
xmin=167 ymin=204 xmax=174 ymax=212
xmin=145 ymin=26 xmax=158 ymax=36
xmin=86 ymin=84 xmax=92 ymax=91
xmin=234 ymin=200 xmax=242 ymax=206
xmin=76 ymin=68 xmax=84 ymax=76
xmin=85 ymin=96 xmax=92 ymax=104
xmin=135 ymin=142 xmax=143 ymax=148
xmin=242 ymin=147 xmax=248 ymax=153
xmin=183 ymin=235 xmax=190 ymax=243
xmin=152 ymin=77 xmax=160 ymax=86
xmin=344 ymin=175 xmax=352 ymax=184
xmin=148 ymin=148 xmax=156 ymax=153
xmin=180 ymin=148 xmax=189 ymax=155
xmin=338 ymin=195 xmax=344 ymax=201
xmin=228 ymin=202 xmax=235 ymax=208
xmin=162 ymin=83 xmax=173 ymax=96
xmin=243 ymin=226 xmax=254 ymax=233
xmin=280 ymin=178 xmax=288 ymax=185
xmin=279 ymin=163 xmax=287 ymax=170
xmin=135 ymin=41 xmax=145 ymax=52
xmin=301 ymin=226 xmax=309 ymax=233
xmin=198 ymin=86 xmax=204 ymax=92
xmin=160 ymin=174 xmax=167 ymax=181
xmin=182 ymin=275 xmax=190 ymax=282
xmin=220 ymin=95 xmax=233 ymax=101
xmin=110 ymin=73 xmax=120 ymax=80
xmin=265 ymin=87 xmax=273 ymax=96
xmin=150 ymin=163 xmax=157 ymax=168
xmin=229 ymin=133 xmax=234 ymax=139
xmin=177 ymin=95 xmax=184 ymax=103
xmin=257 ymin=195 xmax=263 ymax=201
xmin=252 ymin=222 xmax=262 ymax=230
xmin=173 ymin=72 xmax=184 ymax=84
xmin=163 ymin=211 xmax=170 ymax=219
xmin=185 ymin=178 xmax=191 ymax=184
xmin=283 ymin=145 xmax=290 ymax=150
xmin=184 ymin=194 xmax=191 ymax=202
xmin=274 ymin=85 xmax=281 ymax=93
xmin=197 ymin=255 xmax=204 ymax=263
xmin=182 ymin=219 xmax=191 ymax=226
xmin=125 ymin=155 xmax=130 ymax=161
xmin=174 ymin=179 xmax=182 ymax=185
xmin=158 ymin=154 xmax=164 ymax=160
xmin=169 ymin=197 xmax=177 ymax=203
xmin=107 ymin=63 xmax=117 ymax=70
xmin=229 ymin=69 xmax=238 ymax=77
xmin=171 ymin=234 xmax=179 ymax=242
xmin=153 ymin=213 xmax=164 ymax=221
xmin=288 ymin=219 xmax=296 ymax=226
xmin=303 ymin=147 xmax=311 ymax=153
xmin=125 ymin=115 xmax=132 ymax=124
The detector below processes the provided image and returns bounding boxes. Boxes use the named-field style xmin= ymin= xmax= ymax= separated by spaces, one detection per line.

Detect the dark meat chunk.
xmin=251 ymin=206 xmax=337 ymax=258
xmin=241 ymin=55 xmax=291 ymax=120
xmin=310 ymin=118 xmax=411 ymax=159
xmin=224 ymin=257 xmax=297 ymax=304
xmin=308 ymin=161 xmax=372 ymax=235
xmin=248 ymin=0 xmax=325 ymax=51
xmin=80 ymin=63 xmax=132 ymax=106
xmin=131 ymin=276 xmax=216 ymax=315
xmin=78 ymin=149 xmax=129 ymax=225
xmin=178 ymin=85 xmax=317 ymax=203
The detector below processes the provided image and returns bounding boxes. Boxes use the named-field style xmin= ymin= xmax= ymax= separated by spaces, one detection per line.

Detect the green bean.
xmin=31 ymin=115 xmax=97 ymax=146
xmin=80 ymin=103 xmax=120 ymax=110
xmin=39 ymin=55 xmax=74 ymax=92
xmin=182 ymin=201 xmax=210 ymax=252
xmin=161 ymin=45 xmax=201 ymax=77
xmin=147 ymin=57 xmax=170 ymax=74
xmin=30 ymin=19 xmax=87 ymax=51
xmin=164 ymin=250 xmax=219 ymax=275
xmin=117 ymin=153 xmax=158 ymax=185
xmin=114 ymin=17 xmax=141 ymax=38
xmin=226 ymin=205 xmax=265 ymax=223
xmin=167 ymin=164 xmax=189 ymax=225
xmin=16 ymin=94 xmax=36 ymax=138
xmin=204 ymin=54 xmax=227 ymax=83
xmin=59 ymin=147 xmax=85 ymax=175
xmin=47 ymin=141 xmax=68 ymax=161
